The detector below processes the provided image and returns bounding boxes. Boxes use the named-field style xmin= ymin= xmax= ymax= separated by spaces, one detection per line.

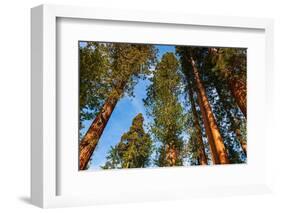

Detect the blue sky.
xmin=80 ymin=44 xmax=176 ymax=170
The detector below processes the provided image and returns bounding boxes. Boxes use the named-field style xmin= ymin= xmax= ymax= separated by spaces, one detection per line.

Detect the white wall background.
xmin=0 ymin=0 xmax=280 ymax=212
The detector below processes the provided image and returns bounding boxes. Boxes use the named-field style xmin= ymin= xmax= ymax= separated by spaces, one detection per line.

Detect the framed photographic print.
xmin=31 ymin=4 xmax=274 ymax=208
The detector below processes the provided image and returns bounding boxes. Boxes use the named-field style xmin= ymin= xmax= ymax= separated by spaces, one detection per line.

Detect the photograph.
xmin=78 ymin=41 xmax=247 ymax=171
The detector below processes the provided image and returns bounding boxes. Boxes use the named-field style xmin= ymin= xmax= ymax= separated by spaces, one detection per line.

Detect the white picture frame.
xmin=31 ymin=4 xmax=274 ymax=208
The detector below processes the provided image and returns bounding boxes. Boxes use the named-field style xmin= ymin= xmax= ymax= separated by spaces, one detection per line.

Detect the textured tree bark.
xmin=165 ymin=144 xmax=178 ymax=166
xmin=196 ymin=86 xmax=220 ymax=164
xmin=79 ymin=96 xmax=118 ymax=170
xmin=228 ymin=77 xmax=247 ymax=118
xmin=79 ymin=77 xmax=128 ymax=170
xmin=190 ymin=57 xmax=229 ymax=164
xmin=187 ymin=81 xmax=208 ymax=165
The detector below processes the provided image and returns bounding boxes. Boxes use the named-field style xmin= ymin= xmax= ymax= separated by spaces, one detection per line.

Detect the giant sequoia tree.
xmin=79 ymin=43 xmax=156 ymax=170
xmin=145 ymin=53 xmax=186 ymax=167
xmin=102 ymin=113 xmax=152 ymax=169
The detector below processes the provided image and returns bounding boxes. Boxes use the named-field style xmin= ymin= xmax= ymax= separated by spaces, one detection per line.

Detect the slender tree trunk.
xmin=234 ymin=125 xmax=247 ymax=155
xmin=190 ymin=57 xmax=229 ymax=164
xmin=228 ymin=77 xmax=247 ymax=118
xmin=79 ymin=96 xmax=118 ymax=170
xmin=196 ymin=86 xmax=220 ymax=164
xmin=187 ymin=81 xmax=208 ymax=165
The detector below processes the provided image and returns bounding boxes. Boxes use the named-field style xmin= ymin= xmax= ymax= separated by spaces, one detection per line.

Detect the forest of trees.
xmin=79 ymin=41 xmax=247 ymax=170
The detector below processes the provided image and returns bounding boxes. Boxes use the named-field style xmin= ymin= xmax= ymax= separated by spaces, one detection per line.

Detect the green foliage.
xmin=80 ymin=42 xmax=247 ymax=168
xmin=102 ymin=113 xmax=153 ymax=169
xmin=204 ymin=48 xmax=247 ymax=163
xmin=176 ymin=47 xmax=211 ymax=165
xmin=100 ymin=146 xmax=122 ymax=169
xmin=79 ymin=42 xmax=111 ymax=129
xmin=181 ymin=113 xmax=202 ymax=166
xmin=145 ymin=53 xmax=186 ymax=167
xmin=208 ymin=48 xmax=247 ymax=81
xmin=106 ymin=43 xmax=156 ymax=99
xmin=176 ymin=46 xmax=247 ymax=164
xmin=79 ymin=42 xmax=156 ymax=131
xmin=214 ymin=84 xmax=246 ymax=163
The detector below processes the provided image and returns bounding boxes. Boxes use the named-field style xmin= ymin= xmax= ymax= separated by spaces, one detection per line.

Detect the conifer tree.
xmin=145 ymin=53 xmax=186 ymax=167
xmin=102 ymin=113 xmax=152 ymax=169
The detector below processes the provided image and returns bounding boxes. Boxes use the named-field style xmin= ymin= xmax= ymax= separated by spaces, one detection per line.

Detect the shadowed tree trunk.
xmin=190 ymin=56 xmax=229 ymax=164
xmin=187 ymin=80 xmax=208 ymax=165
xmin=228 ymin=76 xmax=247 ymax=118
xmin=228 ymin=114 xmax=247 ymax=156
xmin=234 ymin=122 xmax=247 ymax=155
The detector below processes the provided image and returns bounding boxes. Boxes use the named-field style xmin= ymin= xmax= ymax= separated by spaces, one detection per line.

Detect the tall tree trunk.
xmin=187 ymin=81 xmax=208 ymax=165
xmin=228 ymin=76 xmax=247 ymax=118
xmin=196 ymin=85 xmax=220 ymax=164
xmin=79 ymin=81 xmax=126 ymax=170
xmin=79 ymin=96 xmax=118 ymax=170
xmin=190 ymin=57 xmax=229 ymax=164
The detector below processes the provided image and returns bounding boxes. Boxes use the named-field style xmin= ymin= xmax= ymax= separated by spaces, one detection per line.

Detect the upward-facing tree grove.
xmin=79 ymin=42 xmax=247 ymax=170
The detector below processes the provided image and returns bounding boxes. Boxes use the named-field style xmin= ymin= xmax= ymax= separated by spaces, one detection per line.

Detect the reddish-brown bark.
xmin=190 ymin=57 xmax=229 ymax=164
xmin=196 ymin=85 xmax=220 ymax=164
xmin=79 ymin=77 xmax=128 ymax=170
xmin=165 ymin=144 xmax=179 ymax=166
xmin=228 ymin=77 xmax=247 ymax=118
xmin=79 ymin=96 xmax=118 ymax=170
